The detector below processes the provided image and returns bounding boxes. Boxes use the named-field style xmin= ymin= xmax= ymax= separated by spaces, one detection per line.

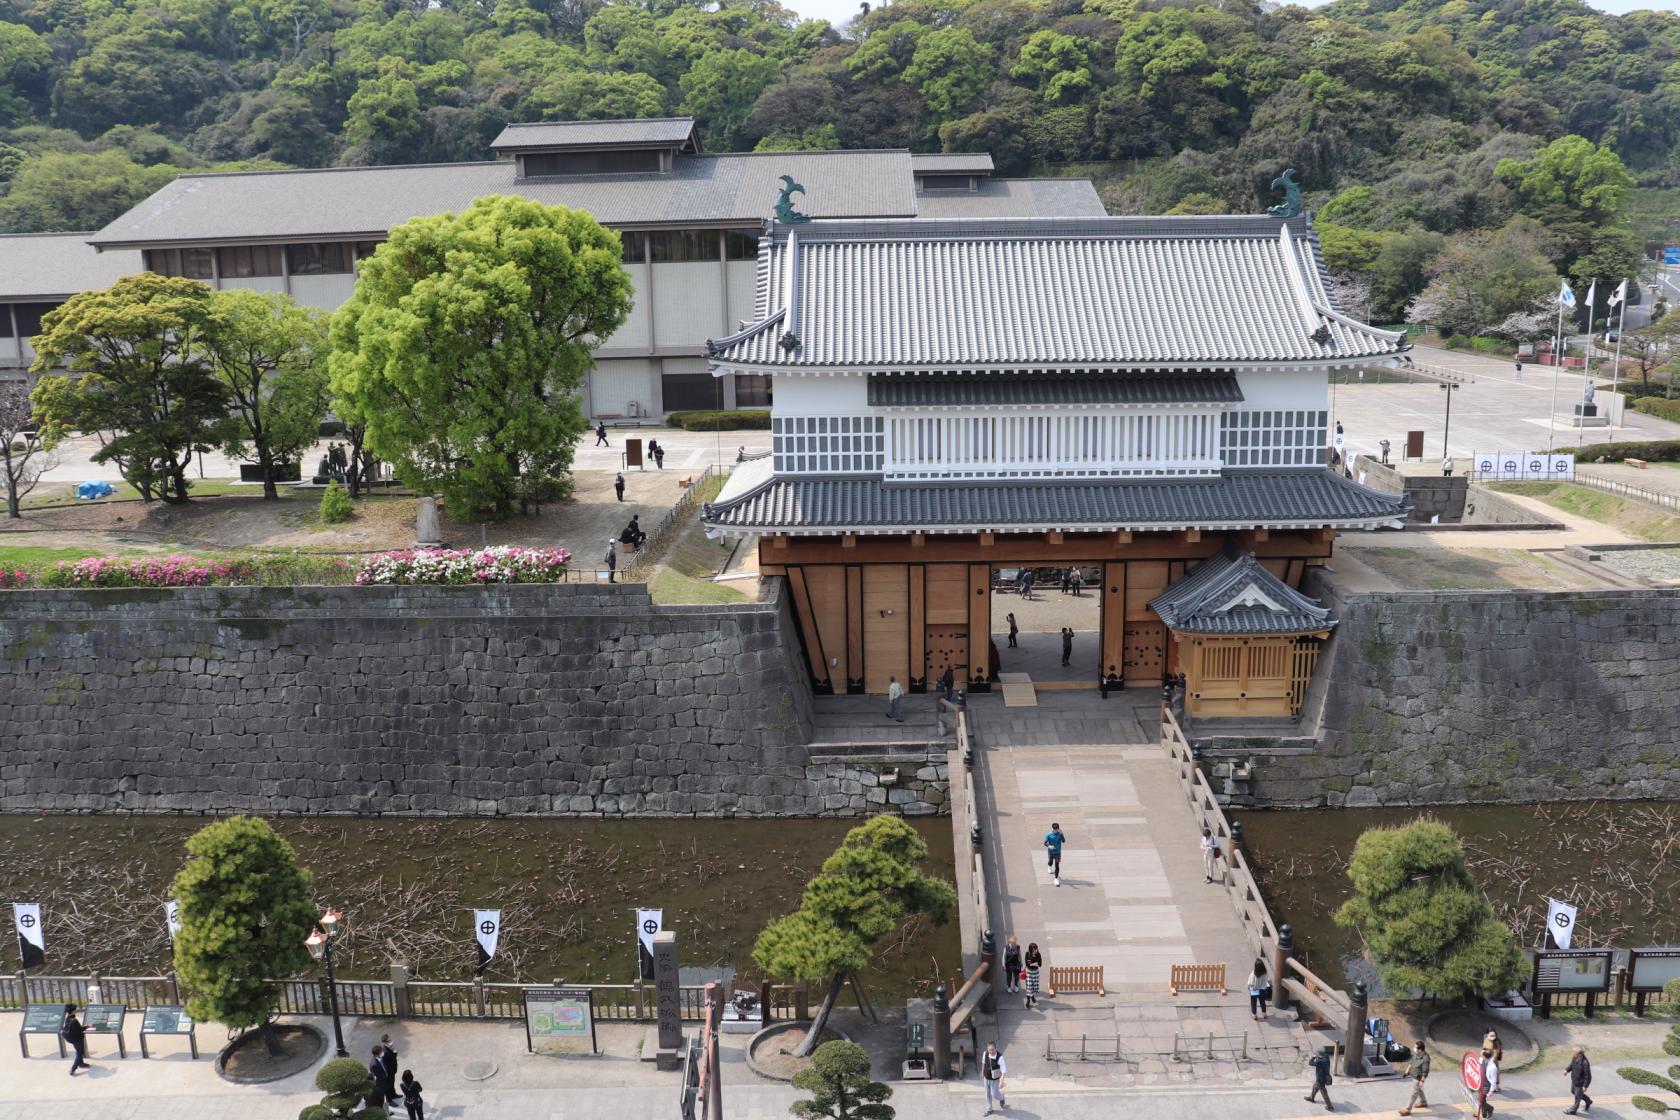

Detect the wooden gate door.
xmin=1122 ymin=622 xmax=1166 ymax=683
xmin=925 ymin=625 xmax=968 ymax=684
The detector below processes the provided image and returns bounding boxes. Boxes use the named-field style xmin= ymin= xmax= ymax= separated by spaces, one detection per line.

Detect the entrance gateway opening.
xmin=981 ymin=564 xmax=1169 ymax=691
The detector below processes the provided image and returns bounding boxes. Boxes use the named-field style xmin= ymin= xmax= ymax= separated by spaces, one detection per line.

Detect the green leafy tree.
xmin=1496 ymin=135 xmax=1634 ymax=228
xmin=1165 ymin=192 xmax=1230 ymax=215
xmin=171 ymin=817 xmax=317 ymax=1057
xmin=329 ymin=195 xmax=632 ymax=520
xmin=754 ymin=816 xmax=956 ymax=1059
xmin=790 ymin=1040 xmax=893 ymax=1120
xmin=1333 ymin=819 xmax=1524 ymax=1002
xmin=299 ymin=1056 xmax=389 ymax=1120
xmin=30 ymin=274 xmax=231 ymax=503
xmin=343 ymin=57 xmax=424 ymax=165
xmin=1406 ymin=219 xmax=1559 ymax=338
xmin=1011 ymin=30 xmax=1095 ymax=105
xmin=0 ymin=380 xmax=57 ymax=518
xmin=1622 ymin=1063 xmax=1680 ymax=1115
xmin=902 ymin=29 xmax=993 ymax=120
xmin=205 ymin=290 xmax=330 ymax=499
xmin=0 ymin=150 xmax=179 ymax=233
xmin=679 ymin=48 xmax=778 ymax=151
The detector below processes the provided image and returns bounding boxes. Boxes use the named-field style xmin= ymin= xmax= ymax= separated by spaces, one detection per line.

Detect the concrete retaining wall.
xmin=0 ymin=582 xmax=945 ymax=817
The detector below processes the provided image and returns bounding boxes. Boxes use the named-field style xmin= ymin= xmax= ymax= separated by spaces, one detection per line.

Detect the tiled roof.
xmin=489 ymin=118 xmax=698 ymax=152
xmin=1150 ymin=549 xmax=1335 ymax=635
xmin=0 ymin=234 xmax=143 ymax=300
xmin=707 ymin=216 xmax=1406 ymax=370
xmin=913 ymin=178 xmax=1105 ymax=219
xmin=703 ymin=469 xmax=1407 ymax=534
xmin=866 ymin=372 xmax=1242 ymax=408
xmin=912 ymin=153 xmax=995 ymax=174
xmin=88 ymin=151 xmax=918 ymax=247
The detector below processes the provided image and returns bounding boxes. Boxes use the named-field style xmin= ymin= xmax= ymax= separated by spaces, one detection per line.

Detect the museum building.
xmin=701 ymin=214 xmax=1410 ymax=717
xmin=2 ymin=118 xmax=1104 ymax=412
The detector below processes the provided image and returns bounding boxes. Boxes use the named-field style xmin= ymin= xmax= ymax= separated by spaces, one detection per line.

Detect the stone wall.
xmin=1354 ymin=455 xmax=1467 ymax=522
xmin=1199 ymin=574 xmax=1680 ymax=807
xmin=0 ymin=582 xmax=944 ymax=817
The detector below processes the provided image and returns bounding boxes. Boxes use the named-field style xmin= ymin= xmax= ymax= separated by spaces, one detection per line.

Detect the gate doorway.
xmin=989 ymin=565 xmax=1101 ymax=687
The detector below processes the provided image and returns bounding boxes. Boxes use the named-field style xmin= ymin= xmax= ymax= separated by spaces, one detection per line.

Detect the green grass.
xmin=0 ymin=544 xmax=109 ymax=569
xmin=649 ymin=567 xmax=745 ymax=604
xmin=21 ymin=477 xmax=283 ymax=509
xmin=1491 ymin=481 xmax=1680 ymax=542
xmin=645 ymin=473 xmax=744 ymax=604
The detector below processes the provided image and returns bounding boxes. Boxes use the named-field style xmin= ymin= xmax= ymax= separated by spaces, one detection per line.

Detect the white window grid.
xmin=1220 ymin=409 xmax=1328 ymax=467
xmin=884 ymin=410 xmax=1222 ymax=480
xmin=771 ymin=416 xmax=884 ymax=474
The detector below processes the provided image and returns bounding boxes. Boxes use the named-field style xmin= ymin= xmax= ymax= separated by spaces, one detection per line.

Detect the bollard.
xmin=931 ymin=985 xmax=952 ymax=1080
xmin=969 ymin=821 xmax=982 ymax=853
xmin=390 ymin=962 xmax=412 ymax=1017
xmin=1230 ymin=820 xmax=1244 ymax=849
xmin=979 ymin=929 xmax=997 ymax=1014
xmin=1342 ymin=980 xmax=1368 ymax=1079
xmin=1272 ymin=924 xmax=1294 ymax=1013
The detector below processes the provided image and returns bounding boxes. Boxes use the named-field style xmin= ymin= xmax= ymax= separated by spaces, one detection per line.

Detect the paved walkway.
xmin=970 ymin=693 xmax=1308 ymax=1088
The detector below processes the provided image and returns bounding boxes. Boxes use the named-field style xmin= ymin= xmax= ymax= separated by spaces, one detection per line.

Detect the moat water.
xmin=0 ymin=814 xmax=961 ymax=1000
xmin=1241 ymin=800 xmax=1680 ymax=989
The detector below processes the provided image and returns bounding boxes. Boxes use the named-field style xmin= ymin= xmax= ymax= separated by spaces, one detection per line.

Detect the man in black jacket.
xmin=381 ymin=1034 xmax=401 ymax=1106
xmin=368 ymin=1044 xmax=394 ymax=1110
xmin=1305 ymin=1046 xmax=1334 ymax=1111
xmin=1564 ymin=1046 xmax=1592 ymax=1114
xmin=62 ymin=1004 xmax=89 ymax=1075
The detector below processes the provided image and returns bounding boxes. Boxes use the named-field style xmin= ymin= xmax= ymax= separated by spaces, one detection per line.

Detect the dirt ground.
xmin=0 ymin=470 xmax=686 ymax=562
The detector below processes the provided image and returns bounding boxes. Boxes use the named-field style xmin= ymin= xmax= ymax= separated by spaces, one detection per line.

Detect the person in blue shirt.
xmin=1044 ymin=823 xmax=1066 ymax=887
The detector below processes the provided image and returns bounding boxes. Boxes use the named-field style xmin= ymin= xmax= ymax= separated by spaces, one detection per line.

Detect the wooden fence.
xmin=621 ymin=463 xmax=719 ymax=581
xmin=1168 ymin=963 xmax=1225 ymax=996
xmin=1047 ymin=966 xmax=1105 ymax=997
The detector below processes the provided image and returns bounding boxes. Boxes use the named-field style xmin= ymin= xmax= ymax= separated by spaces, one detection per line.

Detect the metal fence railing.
xmin=1573 ymin=469 xmax=1680 ymax=513
xmin=622 ymin=463 xmax=719 ymax=581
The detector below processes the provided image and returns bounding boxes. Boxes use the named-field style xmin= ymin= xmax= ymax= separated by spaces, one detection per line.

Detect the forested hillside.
xmin=0 ymin=0 xmax=1671 ymax=326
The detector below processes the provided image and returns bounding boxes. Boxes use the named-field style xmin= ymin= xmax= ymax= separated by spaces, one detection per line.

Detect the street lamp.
xmin=305 ymin=908 xmax=348 ymax=1058
xmin=1439 ymin=381 xmax=1458 ymax=461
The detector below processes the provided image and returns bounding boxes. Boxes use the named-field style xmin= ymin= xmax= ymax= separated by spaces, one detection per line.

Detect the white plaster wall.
xmin=590 ymin=358 xmax=655 ymax=418
xmin=290 ymin=274 xmax=357 ymax=311
xmin=0 ymin=337 xmax=19 ymax=367
xmin=1234 ymin=368 xmax=1327 ymax=410
xmin=653 ymin=262 xmax=725 ymax=348
xmin=768 ymin=375 xmax=868 ymax=415
xmin=219 ymin=277 xmax=287 ymax=295
xmin=726 ymin=262 xmax=757 ymax=331
xmin=611 ymin=264 xmax=652 ymax=350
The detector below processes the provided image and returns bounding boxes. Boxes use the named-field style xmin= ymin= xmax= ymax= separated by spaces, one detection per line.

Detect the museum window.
xmin=649 ymin=230 xmax=720 ymax=263
xmin=217 ymin=245 xmax=283 ymax=278
xmin=12 ymin=302 xmax=58 ymax=339
xmin=286 ymin=242 xmax=352 ymax=275
xmin=662 ymin=372 xmax=721 ymax=412
xmin=771 ymin=416 xmax=883 ymax=474
xmin=144 ymin=248 xmax=214 ymax=279
xmin=620 ymin=231 xmax=649 ymax=264
xmin=520 ymin=150 xmax=664 ymax=177
xmin=1219 ymin=409 xmax=1328 ymax=467
xmin=725 ymin=229 xmax=760 ymax=261
xmin=733 ymin=375 xmax=772 ymax=408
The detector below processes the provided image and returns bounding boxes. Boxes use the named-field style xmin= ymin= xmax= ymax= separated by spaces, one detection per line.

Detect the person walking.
xmin=981 ymin=1041 xmax=1007 ymax=1114
xmin=380 ymin=1034 xmax=401 ymax=1107
xmin=399 ymin=1069 xmax=425 ymax=1120
xmin=1442 ymin=455 xmax=1455 ymax=478
xmin=1006 ymin=612 xmax=1018 ymax=648
xmin=1044 ymin=822 xmax=1066 ymax=886
xmin=1201 ymin=826 xmax=1219 ymax=883
xmin=604 ymin=540 xmax=617 ymax=583
xmin=61 ymin=1003 xmax=89 ymax=1076
xmin=614 ymin=472 xmax=625 ymax=502
xmin=1060 ymin=626 xmax=1074 ymax=667
xmin=595 ymin=422 xmax=609 ymax=447
xmin=1071 ymin=569 xmax=1083 ymax=597
xmin=1515 ymin=359 xmax=1523 ymax=380
xmin=1305 ymin=1045 xmax=1335 ymax=1111
xmin=654 ymin=443 xmax=666 ymax=470
xmin=1398 ymin=1038 xmax=1431 ymax=1115
xmin=368 ymin=1044 xmax=394 ymax=1110
xmin=887 ymin=675 xmax=904 ymax=722
xmin=1021 ymin=570 xmax=1033 ymax=600
xmin=1061 ymin=569 xmax=1072 ymax=595
xmin=1482 ymin=1030 xmax=1503 ymax=1094
xmin=1246 ymin=958 xmax=1271 ymax=1020
xmin=1023 ymin=943 xmax=1043 ymax=1009
xmin=1483 ymin=1053 xmax=1500 ymax=1098
xmin=939 ymin=665 xmax=955 ymax=703
xmin=1564 ymin=1046 xmax=1592 ymax=1114
xmin=1002 ymin=936 xmax=1023 ymax=995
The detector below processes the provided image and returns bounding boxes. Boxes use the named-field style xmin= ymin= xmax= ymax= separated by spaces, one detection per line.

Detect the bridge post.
xmin=1342 ymin=980 xmax=1368 ymax=1079
xmin=1272 ymin=924 xmax=1294 ymax=1013
xmin=931 ymin=985 xmax=952 ymax=1080
xmin=979 ymin=929 xmax=996 ymax=1014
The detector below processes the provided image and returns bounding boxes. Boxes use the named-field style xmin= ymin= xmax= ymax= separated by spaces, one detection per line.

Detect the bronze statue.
xmin=774 ymin=175 xmax=812 ymax=224
xmin=1266 ymin=168 xmax=1302 ymax=218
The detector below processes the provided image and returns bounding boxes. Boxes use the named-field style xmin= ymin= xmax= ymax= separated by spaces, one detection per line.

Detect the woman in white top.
xmin=1200 ymin=827 xmax=1218 ymax=883
xmin=1245 ymin=958 xmax=1271 ymax=1020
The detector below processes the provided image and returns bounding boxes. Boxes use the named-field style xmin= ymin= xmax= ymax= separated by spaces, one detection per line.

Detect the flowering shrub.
xmin=0 ymin=569 xmax=30 ymax=588
xmin=354 ymin=546 xmax=572 ymax=585
xmin=41 ymin=554 xmax=256 ymax=588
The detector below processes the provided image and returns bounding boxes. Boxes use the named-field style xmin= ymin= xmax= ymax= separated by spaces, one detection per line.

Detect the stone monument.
xmin=415 ymin=495 xmax=443 ymax=548
xmin=645 ymin=929 xmax=684 ymax=1071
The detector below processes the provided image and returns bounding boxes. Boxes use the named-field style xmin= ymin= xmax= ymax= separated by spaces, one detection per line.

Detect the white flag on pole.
xmin=13 ymin=903 xmax=44 ymax=968
xmin=1610 ymin=279 xmax=1628 ymax=307
xmin=474 ymin=909 xmax=501 ymax=973
xmin=1585 ymin=280 xmax=1597 ymax=309
xmin=165 ymin=899 xmax=181 ymax=938
xmin=636 ymin=909 xmax=664 ymax=981
xmin=1559 ymin=281 xmax=1576 ymax=308
xmin=1547 ymin=898 xmax=1578 ymax=950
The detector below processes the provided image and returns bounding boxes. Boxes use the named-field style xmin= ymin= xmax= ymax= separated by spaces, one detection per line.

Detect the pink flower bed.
xmin=44 ymin=555 xmax=256 ymax=588
xmin=354 ymin=546 xmax=573 ymax=585
xmin=0 ymin=569 xmax=30 ymax=588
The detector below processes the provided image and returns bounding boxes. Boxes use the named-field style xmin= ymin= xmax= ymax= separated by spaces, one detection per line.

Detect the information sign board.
xmin=1533 ymin=950 xmax=1614 ymax=993
xmin=522 ymin=987 xmax=596 ymax=1055
xmin=140 ymin=1005 xmax=199 ymax=1059
xmin=82 ymin=1004 xmax=128 ymax=1058
xmin=19 ymin=1003 xmax=66 ymax=1059
xmin=1630 ymin=948 xmax=1680 ymax=992
xmin=1665 ymin=247 xmax=1680 ymax=267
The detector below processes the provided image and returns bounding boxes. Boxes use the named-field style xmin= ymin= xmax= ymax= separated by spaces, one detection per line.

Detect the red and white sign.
xmin=1462 ymin=1051 xmax=1485 ymax=1110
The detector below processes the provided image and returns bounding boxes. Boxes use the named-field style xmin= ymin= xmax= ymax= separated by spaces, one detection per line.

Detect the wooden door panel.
xmin=863 ymin=565 xmax=909 ymax=694
xmin=1122 ymin=621 xmax=1166 ymax=682
xmin=926 ymin=625 xmax=968 ymax=683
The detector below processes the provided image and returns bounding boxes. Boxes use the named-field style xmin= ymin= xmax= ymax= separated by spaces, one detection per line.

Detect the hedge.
xmin=1632 ymin=396 xmax=1680 ymax=423
xmin=1575 ymin=438 xmax=1680 ymax=463
xmin=666 ymin=409 xmax=771 ymax=431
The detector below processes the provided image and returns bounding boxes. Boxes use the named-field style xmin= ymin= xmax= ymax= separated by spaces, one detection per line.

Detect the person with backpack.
xmin=1305 ymin=1045 xmax=1334 ymax=1111
xmin=61 ymin=1003 xmax=89 ymax=1075
xmin=980 ymin=1041 xmax=1007 ymax=1114
xmin=399 ymin=1069 xmax=426 ymax=1120
xmin=1564 ymin=1046 xmax=1592 ymax=1114
xmin=1044 ymin=822 xmax=1067 ymax=887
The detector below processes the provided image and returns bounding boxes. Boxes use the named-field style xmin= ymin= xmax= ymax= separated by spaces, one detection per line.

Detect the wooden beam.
xmin=979 ymin=532 xmax=995 ymax=547
xmin=1046 ymin=531 xmax=1063 ymax=545
xmin=1185 ymin=529 xmax=1201 ymax=543
xmin=911 ymin=533 xmax=926 ymax=549
xmin=1250 ymin=528 xmax=1270 ymax=543
xmin=771 ymin=534 xmax=789 ymax=549
xmin=1113 ymin=530 xmax=1132 ymax=545
xmin=841 ymin=533 xmax=857 ymax=549
xmin=762 ymin=530 xmax=1331 ymax=566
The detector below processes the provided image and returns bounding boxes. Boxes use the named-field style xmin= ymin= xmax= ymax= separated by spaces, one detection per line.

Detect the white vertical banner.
xmin=636 ymin=909 xmax=664 ymax=981
xmin=1547 ymin=898 xmax=1578 ymax=950
xmin=474 ymin=909 xmax=501 ymax=973
xmin=165 ymin=900 xmax=181 ymax=938
xmin=13 ymin=903 xmax=44 ymax=969
xmin=1550 ymin=454 xmax=1575 ymax=480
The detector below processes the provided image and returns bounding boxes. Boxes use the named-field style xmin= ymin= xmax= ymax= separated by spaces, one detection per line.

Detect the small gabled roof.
xmin=706 ymin=215 xmax=1407 ymax=371
xmin=0 ymin=234 xmax=143 ymax=300
xmin=914 ymin=178 xmax=1106 ymax=218
xmin=1150 ymin=549 xmax=1335 ymax=636
xmin=866 ymin=371 xmax=1243 ymax=408
xmin=912 ymin=153 xmax=994 ymax=175
xmin=489 ymin=118 xmax=700 ymax=154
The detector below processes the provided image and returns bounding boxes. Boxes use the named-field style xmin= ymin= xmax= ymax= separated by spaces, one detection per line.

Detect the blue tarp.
xmin=75 ymin=480 xmax=115 ymax=500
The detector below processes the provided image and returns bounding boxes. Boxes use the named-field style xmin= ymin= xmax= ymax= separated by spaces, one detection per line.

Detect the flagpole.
xmin=1549 ymin=291 xmax=1565 ymax=453
xmin=1579 ymin=287 xmax=1595 ymax=448
xmin=1609 ymin=287 xmax=1628 ymax=444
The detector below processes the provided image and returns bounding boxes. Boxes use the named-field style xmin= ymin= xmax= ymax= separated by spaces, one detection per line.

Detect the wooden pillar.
xmin=1101 ymin=561 xmax=1126 ymax=686
xmin=784 ymin=567 xmax=831 ymax=693
xmin=845 ymin=565 xmax=864 ymax=694
xmin=909 ymin=564 xmax=927 ymax=691
xmin=966 ymin=563 xmax=991 ymax=690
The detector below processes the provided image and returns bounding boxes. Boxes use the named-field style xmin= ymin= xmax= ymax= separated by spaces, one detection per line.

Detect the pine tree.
xmin=298 ymin=1057 xmax=389 ymax=1120
xmin=790 ymin=1040 xmax=893 ymax=1120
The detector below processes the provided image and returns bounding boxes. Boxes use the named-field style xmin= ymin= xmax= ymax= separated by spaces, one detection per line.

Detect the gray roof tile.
xmin=708 ymin=216 xmax=1406 ymax=369
xmin=913 ymin=178 xmax=1104 ymax=218
xmin=866 ymin=371 xmax=1243 ymax=407
xmin=489 ymin=117 xmax=698 ymax=151
xmin=0 ymin=234 xmax=143 ymax=300
xmin=89 ymin=151 xmax=917 ymax=247
xmin=703 ymin=469 xmax=1407 ymax=534
xmin=912 ymin=153 xmax=995 ymax=174
xmin=1150 ymin=548 xmax=1335 ymax=634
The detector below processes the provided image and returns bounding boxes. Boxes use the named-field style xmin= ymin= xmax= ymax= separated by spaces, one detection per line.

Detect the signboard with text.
xmin=1461 ymin=1051 xmax=1484 ymax=1112
xmin=1665 ymin=247 xmax=1680 ymax=266
xmin=1471 ymin=451 xmax=1575 ymax=481
xmin=139 ymin=1005 xmax=199 ymax=1059
xmin=523 ymin=987 xmax=596 ymax=1055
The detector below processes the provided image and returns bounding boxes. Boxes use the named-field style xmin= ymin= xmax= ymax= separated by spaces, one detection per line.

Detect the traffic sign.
xmin=1665 ymin=247 xmax=1680 ymax=267
xmin=1462 ymin=1051 xmax=1484 ymax=1111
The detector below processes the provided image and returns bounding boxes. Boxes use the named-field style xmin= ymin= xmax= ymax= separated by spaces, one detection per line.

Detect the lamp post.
xmin=305 ymin=908 xmax=348 ymax=1058
xmin=1439 ymin=381 xmax=1458 ymax=460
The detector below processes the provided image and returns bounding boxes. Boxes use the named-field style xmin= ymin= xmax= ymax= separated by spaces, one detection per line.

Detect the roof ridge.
xmin=499 ymin=116 xmax=695 ymax=128
xmin=0 ymin=231 xmax=100 ymax=239
xmin=162 ymin=159 xmax=506 ymax=182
